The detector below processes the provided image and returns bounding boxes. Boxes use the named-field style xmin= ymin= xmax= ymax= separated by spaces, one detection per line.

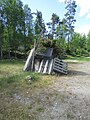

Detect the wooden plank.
xmin=55 ymin=60 xmax=67 ymax=65
xmin=53 ymin=64 xmax=67 ymax=71
xmin=54 ymin=60 xmax=67 ymax=67
xmin=23 ymin=48 xmax=35 ymax=71
xmin=54 ymin=58 xmax=68 ymax=67
xmin=53 ymin=62 xmax=67 ymax=69
xmin=48 ymin=59 xmax=53 ymax=74
xmin=54 ymin=61 xmax=64 ymax=66
xmin=54 ymin=58 xmax=63 ymax=63
xmin=54 ymin=58 xmax=67 ymax=68
xmin=53 ymin=67 xmax=67 ymax=74
xmin=38 ymin=60 xmax=44 ymax=73
xmin=43 ymin=60 xmax=49 ymax=73
xmin=53 ymin=66 xmax=67 ymax=72
xmin=53 ymin=57 xmax=68 ymax=74
xmin=54 ymin=58 xmax=65 ymax=64
xmin=34 ymin=59 xmax=40 ymax=72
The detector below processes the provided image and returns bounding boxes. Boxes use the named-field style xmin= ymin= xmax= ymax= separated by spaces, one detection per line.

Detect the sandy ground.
xmin=14 ymin=62 xmax=90 ymax=120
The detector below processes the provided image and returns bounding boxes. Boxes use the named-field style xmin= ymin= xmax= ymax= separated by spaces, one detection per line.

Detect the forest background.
xmin=0 ymin=0 xmax=90 ymax=59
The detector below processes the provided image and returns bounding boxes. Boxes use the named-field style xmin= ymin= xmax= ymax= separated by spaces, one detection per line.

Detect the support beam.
xmin=43 ymin=60 xmax=49 ymax=74
xmin=23 ymin=48 xmax=35 ymax=71
xmin=38 ymin=60 xmax=44 ymax=73
xmin=48 ymin=59 xmax=53 ymax=74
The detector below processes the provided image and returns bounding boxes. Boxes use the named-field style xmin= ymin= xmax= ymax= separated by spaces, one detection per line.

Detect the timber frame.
xmin=23 ymin=47 xmax=68 ymax=75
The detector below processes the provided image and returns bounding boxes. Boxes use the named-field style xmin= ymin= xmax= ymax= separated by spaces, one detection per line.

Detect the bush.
xmin=35 ymin=38 xmax=67 ymax=59
xmin=81 ymin=49 xmax=89 ymax=56
xmin=75 ymin=49 xmax=81 ymax=56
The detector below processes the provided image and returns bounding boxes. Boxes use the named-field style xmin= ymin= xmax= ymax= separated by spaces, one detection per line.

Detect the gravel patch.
xmin=14 ymin=62 xmax=90 ymax=120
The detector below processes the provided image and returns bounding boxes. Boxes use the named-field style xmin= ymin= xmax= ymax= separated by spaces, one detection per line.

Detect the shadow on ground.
xmin=68 ymin=70 xmax=88 ymax=76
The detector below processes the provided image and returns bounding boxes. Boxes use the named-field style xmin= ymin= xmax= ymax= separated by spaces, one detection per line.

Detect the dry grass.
xmin=0 ymin=59 xmax=55 ymax=120
xmin=1 ymin=58 xmax=90 ymax=120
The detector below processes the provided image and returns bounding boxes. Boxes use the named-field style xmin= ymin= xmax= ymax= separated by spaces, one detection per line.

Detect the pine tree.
xmin=64 ymin=0 xmax=77 ymax=52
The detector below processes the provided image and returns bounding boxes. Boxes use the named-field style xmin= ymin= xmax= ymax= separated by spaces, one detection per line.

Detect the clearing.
xmin=0 ymin=59 xmax=90 ymax=120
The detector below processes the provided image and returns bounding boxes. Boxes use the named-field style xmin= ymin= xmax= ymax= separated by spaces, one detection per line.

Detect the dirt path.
xmin=13 ymin=62 xmax=90 ymax=120
xmin=30 ymin=62 xmax=90 ymax=120
xmin=46 ymin=62 xmax=90 ymax=120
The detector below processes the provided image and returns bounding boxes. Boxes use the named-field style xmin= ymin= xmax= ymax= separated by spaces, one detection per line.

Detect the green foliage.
xmin=64 ymin=0 xmax=77 ymax=51
xmin=0 ymin=20 xmax=4 ymax=58
xmin=0 ymin=0 xmax=90 ymax=59
xmin=80 ymin=49 xmax=89 ymax=56
xmin=47 ymin=13 xmax=60 ymax=39
xmin=23 ymin=4 xmax=34 ymax=53
xmin=36 ymin=38 xmax=66 ymax=58
xmin=70 ymin=32 xmax=89 ymax=56
xmin=0 ymin=0 xmax=35 ymax=58
xmin=53 ymin=38 xmax=66 ymax=58
xmin=87 ymin=31 xmax=90 ymax=52
xmin=36 ymin=107 xmax=44 ymax=112
xmin=35 ymin=10 xmax=46 ymax=35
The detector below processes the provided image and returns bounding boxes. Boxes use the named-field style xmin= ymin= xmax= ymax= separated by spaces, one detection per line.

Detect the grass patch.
xmin=0 ymin=59 xmax=54 ymax=120
xmin=36 ymin=107 xmax=44 ymax=112
xmin=0 ymin=59 xmax=43 ymax=90
xmin=66 ymin=56 xmax=90 ymax=62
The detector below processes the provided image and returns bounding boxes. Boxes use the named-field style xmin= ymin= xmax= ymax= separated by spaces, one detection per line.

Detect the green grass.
xmin=0 ymin=59 xmax=54 ymax=120
xmin=1 ymin=57 xmax=90 ymax=119
xmin=66 ymin=56 xmax=90 ymax=62
xmin=0 ymin=59 xmax=47 ymax=89
xmin=36 ymin=107 xmax=44 ymax=112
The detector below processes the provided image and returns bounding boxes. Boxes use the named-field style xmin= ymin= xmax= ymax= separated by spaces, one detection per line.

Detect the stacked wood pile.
xmin=23 ymin=48 xmax=68 ymax=75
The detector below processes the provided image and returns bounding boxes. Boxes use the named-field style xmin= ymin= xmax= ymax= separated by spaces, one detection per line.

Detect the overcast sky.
xmin=21 ymin=0 xmax=90 ymax=35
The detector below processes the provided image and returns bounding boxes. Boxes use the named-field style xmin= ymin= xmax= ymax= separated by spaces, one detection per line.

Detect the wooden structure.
xmin=53 ymin=58 xmax=67 ymax=74
xmin=23 ymin=48 xmax=68 ymax=75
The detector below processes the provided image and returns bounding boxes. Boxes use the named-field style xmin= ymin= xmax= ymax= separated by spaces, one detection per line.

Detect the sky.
xmin=21 ymin=0 xmax=90 ymax=35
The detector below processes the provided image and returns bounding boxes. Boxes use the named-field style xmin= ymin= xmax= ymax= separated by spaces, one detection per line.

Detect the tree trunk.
xmin=67 ymin=35 xmax=70 ymax=54
xmin=0 ymin=36 xmax=3 ymax=59
xmin=8 ymin=50 xmax=11 ymax=58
